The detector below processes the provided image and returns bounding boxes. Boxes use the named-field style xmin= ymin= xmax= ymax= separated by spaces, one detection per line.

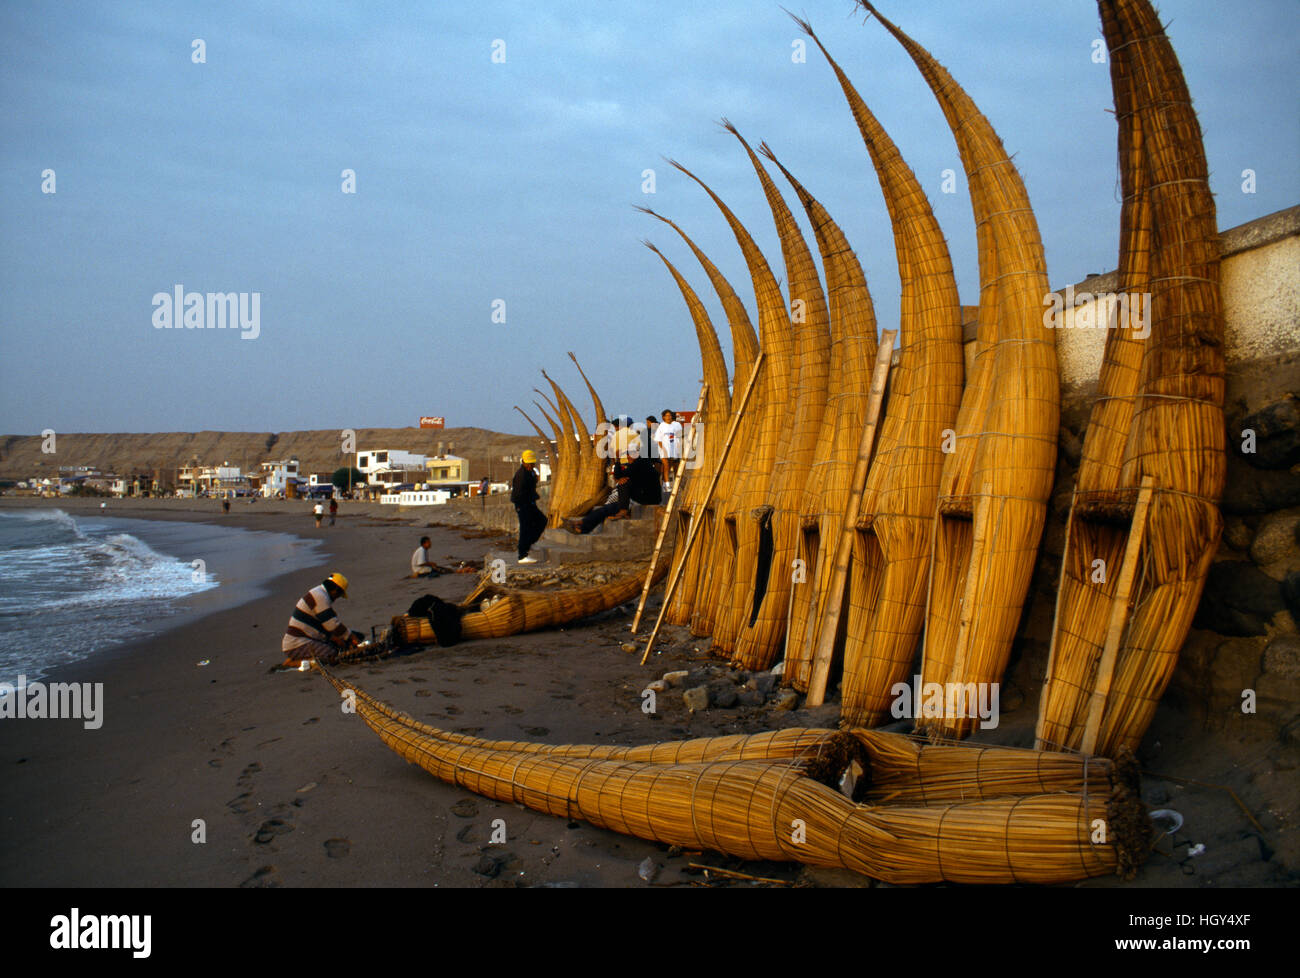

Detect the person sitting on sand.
xmin=411 ymin=536 xmax=440 ymax=577
xmin=282 ymin=573 xmax=359 ymax=667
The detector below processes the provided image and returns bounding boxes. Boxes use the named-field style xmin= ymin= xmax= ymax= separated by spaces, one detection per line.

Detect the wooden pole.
xmin=1081 ymin=476 xmax=1156 ymax=756
xmin=805 ymin=332 xmax=896 ymax=706
xmin=632 ymin=383 xmax=707 ymax=632
xmin=641 ymin=353 xmax=766 ymax=665
xmin=940 ymin=483 xmax=995 ymax=732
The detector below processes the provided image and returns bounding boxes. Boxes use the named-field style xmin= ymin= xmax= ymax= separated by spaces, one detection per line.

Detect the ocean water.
xmin=0 ymin=509 xmax=321 ymax=682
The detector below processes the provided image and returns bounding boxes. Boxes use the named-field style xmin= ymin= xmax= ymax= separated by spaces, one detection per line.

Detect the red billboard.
xmin=419 ymin=417 xmax=445 ymax=429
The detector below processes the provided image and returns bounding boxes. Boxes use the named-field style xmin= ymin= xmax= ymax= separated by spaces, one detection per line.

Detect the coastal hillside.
xmin=0 ymin=427 xmax=545 ymax=486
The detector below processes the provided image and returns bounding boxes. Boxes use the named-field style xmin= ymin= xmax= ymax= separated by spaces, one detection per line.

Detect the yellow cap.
xmin=328 ymin=572 xmax=349 ymax=597
xmin=522 ymin=450 xmax=538 ymax=464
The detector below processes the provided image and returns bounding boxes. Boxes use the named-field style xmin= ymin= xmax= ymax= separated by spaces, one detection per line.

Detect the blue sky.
xmin=1 ymin=0 xmax=1295 ymax=436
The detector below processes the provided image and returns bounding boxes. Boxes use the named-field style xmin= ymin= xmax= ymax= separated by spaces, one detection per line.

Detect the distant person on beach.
xmin=511 ymin=450 xmax=546 ymax=564
xmin=281 ymin=573 xmax=359 ymax=667
xmin=479 ymin=476 xmax=490 ymax=497
xmin=313 ymin=501 xmax=324 ymax=528
xmin=329 ymin=497 xmax=338 ymax=526
xmin=411 ymin=536 xmax=440 ymax=577
xmin=222 ymin=498 xmax=230 ymax=514
xmin=656 ymin=409 xmax=683 ymax=491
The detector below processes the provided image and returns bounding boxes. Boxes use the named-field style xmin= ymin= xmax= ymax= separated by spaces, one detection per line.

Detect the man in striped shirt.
xmin=282 ymin=572 xmax=359 ymax=666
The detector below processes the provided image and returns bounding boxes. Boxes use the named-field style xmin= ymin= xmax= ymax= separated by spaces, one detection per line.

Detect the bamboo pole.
xmin=632 ymin=384 xmax=708 ymax=633
xmin=805 ymin=331 xmax=897 ymax=706
xmin=1081 ymin=475 xmax=1156 ymax=756
xmin=942 ymin=483 xmax=995 ymax=726
xmin=642 ymin=353 xmax=766 ymax=665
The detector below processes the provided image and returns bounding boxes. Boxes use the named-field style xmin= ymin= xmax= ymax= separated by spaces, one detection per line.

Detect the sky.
xmin=1 ymin=0 xmax=1296 ymax=437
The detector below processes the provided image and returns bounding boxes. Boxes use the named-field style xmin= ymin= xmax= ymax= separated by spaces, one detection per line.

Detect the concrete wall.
xmin=1048 ymin=205 xmax=1300 ymax=390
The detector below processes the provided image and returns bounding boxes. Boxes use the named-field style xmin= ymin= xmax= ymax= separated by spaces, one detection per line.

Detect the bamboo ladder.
xmin=641 ymin=354 xmax=766 ymax=665
xmin=631 ymin=383 xmax=708 ymax=633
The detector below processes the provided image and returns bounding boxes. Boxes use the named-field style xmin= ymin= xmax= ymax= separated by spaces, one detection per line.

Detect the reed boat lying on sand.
xmin=316 ymin=664 xmax=1150 ymax=885
xmin=391 ymin=564 xmax=667 ymax=646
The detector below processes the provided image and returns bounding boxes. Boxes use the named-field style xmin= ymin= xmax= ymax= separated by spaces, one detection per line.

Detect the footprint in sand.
xmin=226 ymin=792 xmax=254 ymax=814
xmin=444 ymin=706 xmax=462 ymax=716
xmin=499 ymin=706 xmax=524 ymax=716
xmin=450 ymin=799 xmax=478 ymax=818
xmin=302 ymin=717 xmax=320 ymax=725
xmin=439 ymin=690 xmax=462 ymax=699
xmin=415 ymin=689 xmax=432 ymax=698
xmin=324 ymin=838 xmax=351 ymax=859
xmin=209 ymin=759 xmax=223 ymax=769
xmin=239 ymin=865 xmax=281 ymax=888
xmin=254 ymin=818 xmax=294 ymax=844
xmin=523 ymin=726 xmax=550 ymax=737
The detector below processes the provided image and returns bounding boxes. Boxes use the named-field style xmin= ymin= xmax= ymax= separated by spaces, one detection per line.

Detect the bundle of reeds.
xmin=317 ymin=667 xmax=1148 ymax=884
xmin=668 ymin=161 xmax=794 ymax=656
xmin=639 ymin=241 xmax=731 ymax=622
xmin=1036 ymin=0 xmax=1224 ymax=757
xmin=760 ymin=140 xmax=879 ymax=684
xmin=392 ymin=564 xmax=665 ymax=645
xmin=635 ymin=207 xmax=760 ymax=637
xmin=858 ymin=4 xmax=1058 ymax=740
xmin=724 ymin=122 xmax=830 ymax=673
xmin=781 ymin=19 xmax=963 ymax=725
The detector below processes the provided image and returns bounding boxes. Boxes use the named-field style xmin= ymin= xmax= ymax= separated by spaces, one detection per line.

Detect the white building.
xmin=357 ymin=448 xmax=430 ymax=488
xmin=260 ymin=458 xmax=302 ymax=496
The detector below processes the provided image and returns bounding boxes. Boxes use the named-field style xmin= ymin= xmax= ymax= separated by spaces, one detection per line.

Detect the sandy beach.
xmin=0 ymin=495 xmax=1293 ymax=890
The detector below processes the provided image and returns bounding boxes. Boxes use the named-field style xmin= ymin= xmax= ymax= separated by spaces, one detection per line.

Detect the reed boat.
xmin=1035 ymin=0 xmax=1225 ymax=757
xmin=392 ymin=563 xmax=666 ymax=646
xmin=317 ymin=664 xmax=1150 ymax=885
xmin=856 ymin=4 xmax=1058 ymax=741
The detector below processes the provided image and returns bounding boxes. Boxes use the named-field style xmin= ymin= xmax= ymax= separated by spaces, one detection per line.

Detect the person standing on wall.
xmin=655 ymin=409 xmax=683 ymax=492
xmin=511 ymin=450 xmax=546 ymax=564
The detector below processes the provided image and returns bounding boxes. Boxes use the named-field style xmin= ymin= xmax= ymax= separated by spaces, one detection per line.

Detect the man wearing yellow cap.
xmin=281 ymin=572 xmax=359 ymax=666
xmin=511 ymin=450 xmax=546 ymax=564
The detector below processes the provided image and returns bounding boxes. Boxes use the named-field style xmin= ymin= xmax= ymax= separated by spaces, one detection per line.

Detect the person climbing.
xmin=281 ymin=573 xmax=359 ymax=667
xmin=512 ymin=450 xmax=546 ymax=564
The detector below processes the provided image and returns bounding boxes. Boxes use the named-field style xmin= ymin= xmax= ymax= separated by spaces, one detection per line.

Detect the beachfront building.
xmin=357 ymin=447 xmax=430 ymax=489
xmin=260 ymin=457 xmax=302 ymax=497
xmin=425 ymin=454 xmax=468 ymax=484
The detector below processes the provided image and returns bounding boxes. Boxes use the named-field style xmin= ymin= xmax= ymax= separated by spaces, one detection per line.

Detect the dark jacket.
xmin=511 ymin=464 xmax=539 ymax=506
xmin=615 ymin=456 xmax=662 ymax=507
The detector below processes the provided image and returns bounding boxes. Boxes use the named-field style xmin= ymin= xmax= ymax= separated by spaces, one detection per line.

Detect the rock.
xmin=771 ymin=661 xmax=785 ymax=678
xmin=637 ymin=857 xmax=660 ymax=883
xmin=1283 ymin=572 xmax=1300 ymax=623
xmin=737 ymin=689 xmax=764 ymax=708
xmin=709 ymin=683 xmax=738 ymax=709
xmin=773 ymin=690 xmax=800 ymax=711
xmin=1146 ymin=784 xmax=1170 ymax=806
xmin=686 ymin=669 xmax=711 ymax=687
xmin=620 ymin=643 xmax=638 ymax=654
xmin=1235 ymin=394 xmax=1300 ymax=470
xmin=734 ymin=670 xmax=752 ymax=684
xmin=1224 ymin=518 xmax=1255 ymax=553
xmin=662 ymin=670 xmax=690 ymax=688
xmin=1249 ymin=512 xmax=1300 ymax=569
xmin=755 ymin=673 xmax=777 ymax=696
xmin=683 ymin=686 xmax=709 ymax=712
xmin=1263 ymin=636 xmax=1300 ymax=679
xmin=1192 ymin=561 xmax=1283 ymax=636
xmin=644 ymin=679 xmax=668 ymax=693
xmin=1221 ymin=451 xmax=1300 ymax=514
xmin=666 ymin=845 xmax=684 ymax=859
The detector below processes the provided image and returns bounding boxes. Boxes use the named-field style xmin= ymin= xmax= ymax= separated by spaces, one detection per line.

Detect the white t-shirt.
xmin=656 ymin=420 xmax=683 ymax=459
xmin=314 ymin=503 xmax=324 ymax=516
xmin=411 ymin=546 xmax=431 ymax=573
